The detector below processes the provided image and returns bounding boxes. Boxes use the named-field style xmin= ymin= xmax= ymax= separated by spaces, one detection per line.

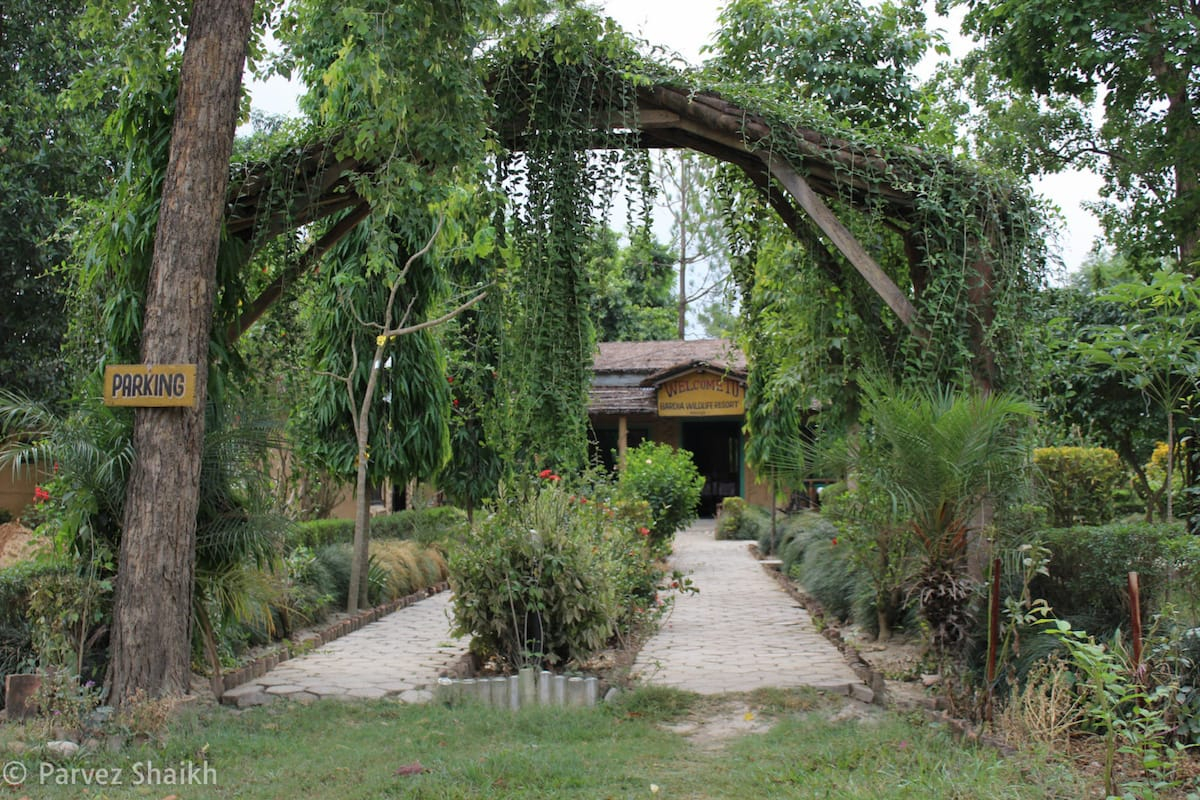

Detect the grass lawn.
xmin=1 ymin=686 xmax=1094 ymax=799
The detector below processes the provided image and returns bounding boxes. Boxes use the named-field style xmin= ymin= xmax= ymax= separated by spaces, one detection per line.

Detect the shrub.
xmin=26 ymin=569 xmax=112 ymax=676
xmin=791 ymin=532 xmax=857 ymax=623
xmin=448 ymin=478 xmax=655 ymax=669
xmin=370 ymin=507 xmax=469 ymax=545
xmin=715 ymin=497 xmax=769 ymax=541
xmin=1033 ymin=521 xmax=1197 ymax=635
xmin=775 ymin=511 xmax=837 ymax=574
xmin=0 ymin=561 xmax=66 ymax=696
xmin=310 ymin=537 xmax=449 ymax=612
xmin=281 ymin=545 xmax=337 ymax=629
xmin=617 ymin=441 xmax=704 ymax=552
xmin=291 ymin=508 xmax=468 ymax=552
xmin=291 ymin=518 xmax=355 ymax=549
xmin=1034 ymin=446 xmax=1124 ymax=527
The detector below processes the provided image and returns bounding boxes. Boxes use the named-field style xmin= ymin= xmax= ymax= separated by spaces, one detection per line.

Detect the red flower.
xmin=33 ymin=486 xmax=50 ymax=503
xmin=831 ymin=537 xmax=838 ymax=546
xmin=638 ymin=527 xmax=650 ymax=537
xmin=538 ymin=469 xmax=553 ymax=479
xmin=548 ymin=474 xmax=560 ymax=482
xmin=446 ymin=376 xmax=454 ymax=384
xmin=452 ymin=398 xmax=459 ymax=407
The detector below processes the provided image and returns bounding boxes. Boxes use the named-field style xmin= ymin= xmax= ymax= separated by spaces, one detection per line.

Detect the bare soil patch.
xmin=661 ymin=700 xmax=775 ymax=751
xmin=0 ymin=521 xmax=39 ymax=568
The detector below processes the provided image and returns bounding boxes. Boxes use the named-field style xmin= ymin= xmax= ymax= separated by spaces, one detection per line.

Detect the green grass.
xmin=0 ymin=688 xmax=1092 ymax=799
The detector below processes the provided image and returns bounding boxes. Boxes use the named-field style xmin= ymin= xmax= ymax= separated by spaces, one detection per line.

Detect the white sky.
xmin=246 ymin=0 xmax=1104 ymax=275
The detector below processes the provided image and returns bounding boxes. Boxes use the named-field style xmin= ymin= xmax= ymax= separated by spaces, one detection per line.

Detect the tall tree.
xmin=108 ymin=0 xmax=255 ymax=704
xmin=655 ymin=152 xmax=732 ymax=339
xmin=950 ymin=0 xmax=1200 ymax=269
xmin=586 ymin=227 xmax=676 ymax=343
xmin=0 ymin=0 xmax=113 ymax=399
xmin=1076 ymin=270 xmax=1200 ymax=521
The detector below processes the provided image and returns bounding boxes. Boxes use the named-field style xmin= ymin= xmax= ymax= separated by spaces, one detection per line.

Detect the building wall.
xmin=743 ymin=463 xmax=774 ymax=508
xmin=0 ymin=470 xmax=41 ymax=520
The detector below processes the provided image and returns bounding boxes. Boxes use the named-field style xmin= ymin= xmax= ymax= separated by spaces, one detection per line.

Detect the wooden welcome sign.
xmin=103 ymin=364 xmax=198 ymax=408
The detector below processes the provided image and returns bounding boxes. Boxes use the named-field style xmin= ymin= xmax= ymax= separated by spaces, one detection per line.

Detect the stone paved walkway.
xmin=631 ymin=521 xmax=868 ymax=698
xmin=224 ymin=520 xmax=866 ymax=707
xmin=222 ymin=591 xmax=468 ymax=708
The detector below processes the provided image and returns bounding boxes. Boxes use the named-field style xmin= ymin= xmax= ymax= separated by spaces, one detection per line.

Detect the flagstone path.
xmin=222 ymin=520 xmax=868 ymax=707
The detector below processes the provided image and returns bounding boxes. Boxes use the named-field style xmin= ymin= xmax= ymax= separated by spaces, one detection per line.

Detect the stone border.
xmin=218 ymin=582 xmax=450 ymax=699
xmin=752 ymin=552 xmax=885 ymax=704
xmin=755 ymin=551 xmax=1017 ymax=753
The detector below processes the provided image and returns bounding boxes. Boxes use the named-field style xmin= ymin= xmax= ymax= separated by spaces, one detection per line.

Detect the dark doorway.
xmin=589 ymin=425 xmax=648 ymax=473
xmin=682 ymin=421 xmax=741 ymax=517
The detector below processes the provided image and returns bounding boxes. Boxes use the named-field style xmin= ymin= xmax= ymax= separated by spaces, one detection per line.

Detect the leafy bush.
xmin=1033 ymin=522 xmax=1198 ymax=635
xmin=449 ymin=478 xmax=656 ymax=668
xmin=26 ymin=569 xmax=112 ymax=676
xmin=617 ymin=441 xmax=704 ymax=552
xmin=370 ymin=507 xmax=468 ymax=545
xmin=0 ymin=561 xmax=66 ymax=695
xmin=715 ymin=497 xmax=769 ymax=541
xmin=291 ymin=518 xmax=355 ymax=549
xmin=1034 ymin=446 xmax=1124 ymax=527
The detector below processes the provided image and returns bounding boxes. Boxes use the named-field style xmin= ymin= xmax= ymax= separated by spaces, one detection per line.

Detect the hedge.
xmin=1032 ymin=521 xmax=1199 ymax=635
xmin=1034 ymin=446 xmax=1124 ymax=527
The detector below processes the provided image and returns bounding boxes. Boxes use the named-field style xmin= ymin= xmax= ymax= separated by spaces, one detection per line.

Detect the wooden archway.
xmin=223 ymin=80 xmax=1003 ymax=388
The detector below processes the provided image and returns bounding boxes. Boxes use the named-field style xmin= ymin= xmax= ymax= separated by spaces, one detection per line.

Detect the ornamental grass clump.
xmin=448 ymin=473 xmax=657 ymax=670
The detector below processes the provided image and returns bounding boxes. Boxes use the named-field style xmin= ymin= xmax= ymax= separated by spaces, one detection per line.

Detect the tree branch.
xmin=227 ymin=201 xmax=372 ymax=343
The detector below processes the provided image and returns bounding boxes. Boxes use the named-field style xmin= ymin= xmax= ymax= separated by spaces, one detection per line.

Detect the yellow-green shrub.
xmin=1034 ymin=446 xmax=1124 ymax=527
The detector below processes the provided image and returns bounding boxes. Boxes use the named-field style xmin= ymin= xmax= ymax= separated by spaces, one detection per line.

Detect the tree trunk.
xmin=677 ymin=154 xmax=688 ymax=340
xmin=108 ymin=0 xmax=254 ymax=706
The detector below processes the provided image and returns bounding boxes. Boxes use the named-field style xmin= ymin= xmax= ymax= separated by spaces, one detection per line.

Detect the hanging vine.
xmin=485 ymin=9 xmax=655 ymax=475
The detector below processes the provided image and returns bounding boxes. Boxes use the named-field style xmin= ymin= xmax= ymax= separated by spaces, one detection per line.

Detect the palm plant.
xmin=192 ymin=405 xmax=293 ymax=692
xmin=0 ymin=383 xmax=133 ymax=562
xmin=852 ymin=379 xmax=1037 ymax=648
xmin=1 ymin=388 xmax=293 ymax=688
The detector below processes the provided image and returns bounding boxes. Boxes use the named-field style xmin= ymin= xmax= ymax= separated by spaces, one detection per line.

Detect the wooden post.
xmin=760 ymin=157 xmax=918 ymax=329
xmin=617 ymin=415 xmax=628 ymax=471
xmin=985 ymin=557 xmax=1002 ymax=721
xmin=1129 ymin=572 xmax=1143 ymax=677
